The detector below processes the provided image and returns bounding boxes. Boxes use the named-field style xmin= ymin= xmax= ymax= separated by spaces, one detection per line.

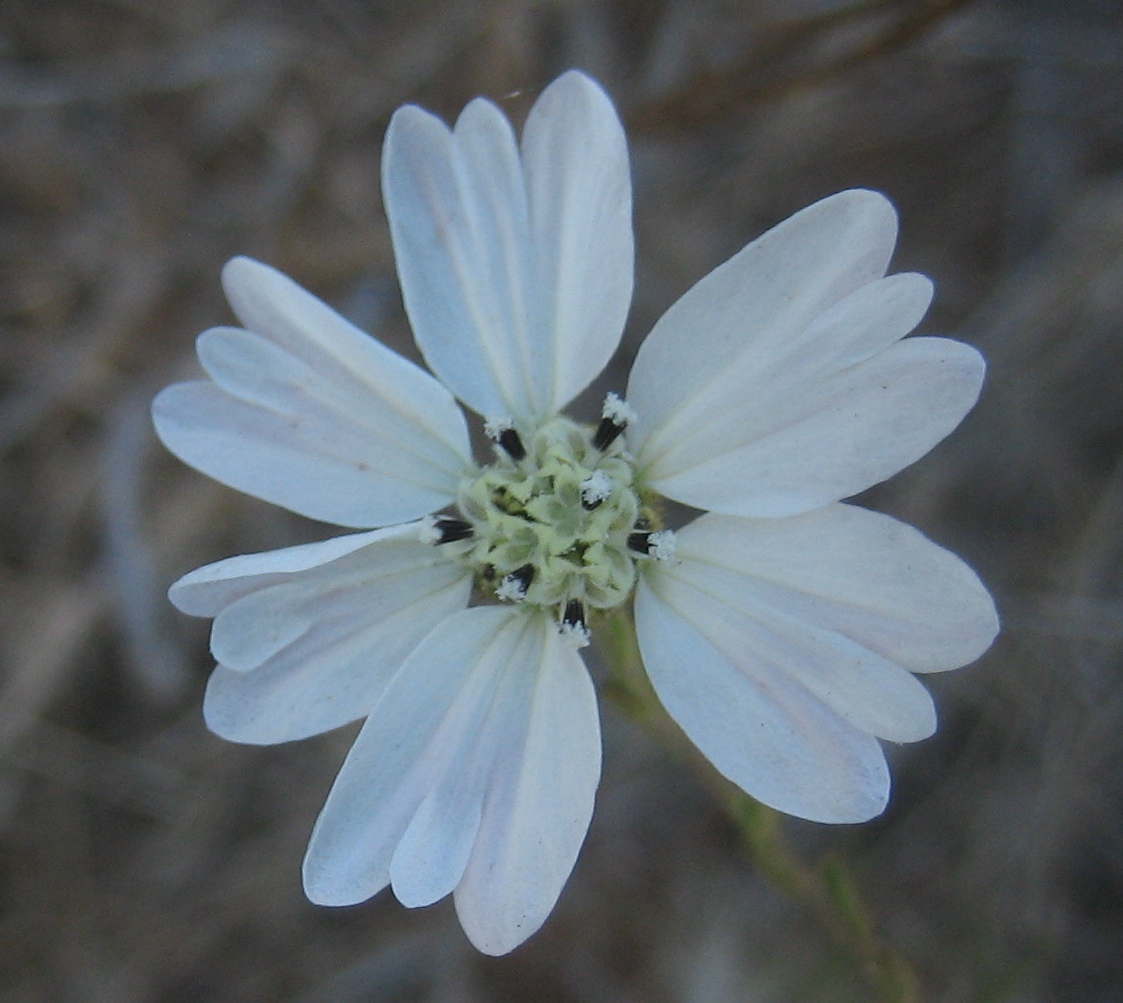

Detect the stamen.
xmin=484 ymin=417 xmax=526 ymax=461
xmin=559 ymin=598 xmax=591 ymax=648
xmin=648 ymin=530 xmax=676 ymax=561
xmin=628 ymin=529 xmax=676 ymax=561
xmin=420 ymin=515 xmax=474 ymax=545
xmin=593 ymin=392 xmax=637 ymax=451
xmin=627 ymin=531 xmax=649 ymax=552
xmin=602 ymin=392 xmax=637 ymax=425
xmin=496 ymin=564 xmax=535 ymax=601
xmin=580 ymin=470 xmax=613 ymax=509
xmin=562 ymin=598 xmax=585 ymax=627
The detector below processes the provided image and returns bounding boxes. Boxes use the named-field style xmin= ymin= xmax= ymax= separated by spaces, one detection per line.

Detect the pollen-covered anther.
xmin=484 ymin=416 xmax=526 ymax=461
xmin=580 ymin=470 xmax=613 ymax=509
xmin=593 ymin=392 xmax=638 ymax=451
xmin=628 ymin=529 xmax=676 ymax=561
xmin=420 ymin=515 xmax=474 ymax=545
xmin=559 ymin=598 xmax=591 ymax=648
xmin=497 ymin=564 xmax=535 ymax=602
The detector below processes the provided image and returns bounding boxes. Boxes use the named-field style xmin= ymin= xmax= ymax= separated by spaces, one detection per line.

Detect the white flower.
xmin=153 ymin=70 xmax=998 ymax=955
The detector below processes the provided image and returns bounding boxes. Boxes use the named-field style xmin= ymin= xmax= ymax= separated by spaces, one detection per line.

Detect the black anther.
xmin=497 ymin=427 xmax=526 ymax=461
xmin=593 ymin=417 xmax=624 ymax=452
xmin=562 ymin=598 xmax=586 ymax=630
xmin=506 ymin=564 xmax=536 ymax=592
xmin=434 ymin=518 xmax=474 ymax=544
xmin=627 ymin=531 xmax=653 ymax=554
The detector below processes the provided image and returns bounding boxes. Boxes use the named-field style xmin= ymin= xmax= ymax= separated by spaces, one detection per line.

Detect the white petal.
xmin=153 ymin=260 xmax=471 ymax=528
xmin=191 ymin=526 xmax=471 ymax=744
xmin=389 ymin=776 xmax=487 ymax=910
xmin=634 ymin=271 xmax=930 ymax=483
xmin=221 ymin=259 xmax=469 ymax=469
xmin=204 ymin=557 xmax=471 ymax=746
xmin=301 ymin=607 xmax=519 ymax=909
xmin=303 ymin=607 xmax=600 ymax=951
xmin=642 ymin=335 xmax=985 ymax=517
xmin=628 ymin=189 xmax=899 ymax=462
xmin=453 ymin=615 xmax=600 ymax=955
xmin=645 ymin=531 xmax=936 ymax=744
xmin=635 ymin=575 xmax=890 ymax=823
xmin=384 ymin=99 xmax=535 ymax=420
xmin=170 ymin=527 xmax=397 ymax=617
xmin=384 ymin=70 xmax=632 ymax=421
xmin=666 ymin=506 xmax=998 ymax=674
xmin=386 ymin=608 xmax=553 ymax=910
xmin=521 ymin=70 xmax=634 ymax=414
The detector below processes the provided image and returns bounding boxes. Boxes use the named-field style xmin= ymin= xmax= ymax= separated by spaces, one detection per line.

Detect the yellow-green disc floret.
xmin=422 ymin=396 xmax=675 ymax=645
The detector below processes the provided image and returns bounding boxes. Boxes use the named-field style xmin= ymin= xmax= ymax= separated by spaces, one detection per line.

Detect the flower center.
xmin=464 ymin=414 xmax=640 ymax=607
xmin=422 ymin=395 xmax=674 ymax=645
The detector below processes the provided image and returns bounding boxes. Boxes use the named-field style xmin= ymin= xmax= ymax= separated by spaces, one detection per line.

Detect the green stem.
xmin=598 ymin=608 xmax=923 ymax=1003
xmin=733 ymin=796 xmax=922 ymax=1003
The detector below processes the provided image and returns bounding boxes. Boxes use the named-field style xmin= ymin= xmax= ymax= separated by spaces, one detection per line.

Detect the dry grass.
xmin=3 ymin=0 xmax=1123 ymax=1000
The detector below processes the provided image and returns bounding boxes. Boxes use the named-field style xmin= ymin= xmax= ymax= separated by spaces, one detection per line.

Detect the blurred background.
xmin=3 ymin=0 xmax=1123 ymax=1000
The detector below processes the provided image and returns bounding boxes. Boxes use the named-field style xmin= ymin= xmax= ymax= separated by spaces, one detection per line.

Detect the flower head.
xmin=153 ymin=70 xmax=998 ymax=955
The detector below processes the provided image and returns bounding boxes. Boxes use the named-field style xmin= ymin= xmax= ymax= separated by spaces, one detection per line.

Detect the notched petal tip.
xmin=538 ymin=67 xmax=616 ymax=109
xmin=150 ymin=380 xmax=191 ymax=445
xmin=826 ymin=187 xmax=898 ymax=230
xmin=219 ymin=256 xmax=310 ymax=334
xmin=919 ymin=559 xmax=999 ymax=674
xmin=382 ymin=104 xmax=450 ymax=182
xmin=219 ymin=254 xmax=264 ymax=298
xmin=209 ymin=593 xmax=309 ymax=673
xmin=302 ymin=853 xmax=375 ymax=907
xmin=386 ymin=99 xmax=442 ymax=132
xmin=950 ymin=337 xmax=987 ymax=397
xmin=454 ymin=93 xmax=512 ymax=135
